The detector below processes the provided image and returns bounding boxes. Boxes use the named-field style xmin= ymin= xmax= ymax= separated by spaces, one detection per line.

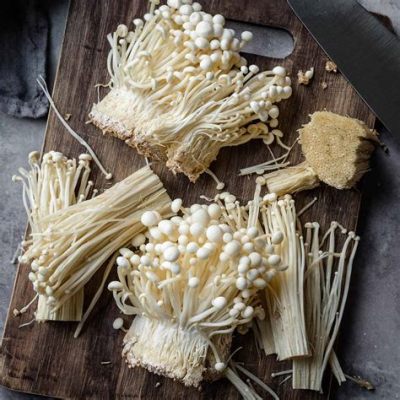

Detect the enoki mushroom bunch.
xmin=13 ymin=151 xmax=96 ymax=236
xmin=13 ymin=151 xmax=96 ymax=321
xmin=108 ymin=180 xmax=360 ymax=393
xmin=90 ymin=0 xmax=292 ymax=181
xmin=292 ymin=221 xmax=359 ymax=391
xmin=108 ymin=192 xmax=289 ymax=388
xmin=257 ymin=214 xmax=359 ymax=392
xmin=15 ymin=154 xmax=171 ymax=323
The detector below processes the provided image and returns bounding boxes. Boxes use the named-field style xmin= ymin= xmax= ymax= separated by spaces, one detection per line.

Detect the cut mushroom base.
xmin=123 ymin=316 xmax=232 ymax=388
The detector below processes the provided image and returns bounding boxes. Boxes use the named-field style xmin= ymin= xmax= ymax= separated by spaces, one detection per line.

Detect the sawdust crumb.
xmin=321 ymin=82 xmax=328 ymax=90
xmin=297 ymin=67 xmax=314 ymax=85
xmin=64 ymin=113 xmax=72 ymax=121
xmin=325 ymin=60 xmax=337 ymax=73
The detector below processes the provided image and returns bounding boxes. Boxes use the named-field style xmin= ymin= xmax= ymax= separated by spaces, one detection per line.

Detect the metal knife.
xmin=287 ymin=0 xmax=400 ymax=136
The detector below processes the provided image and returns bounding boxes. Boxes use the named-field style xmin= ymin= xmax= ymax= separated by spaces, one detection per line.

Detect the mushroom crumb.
xmin=297 ymin=67 xmax=314 ymax=85
xmin=263 ymin=111 xmax=379 ymax=195
xmin=325 ymin=60 xmax=338 ymax=73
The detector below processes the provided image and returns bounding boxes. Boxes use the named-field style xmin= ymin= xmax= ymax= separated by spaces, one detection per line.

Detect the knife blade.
xmin=287 ymin=0 xmax=400 ymax=136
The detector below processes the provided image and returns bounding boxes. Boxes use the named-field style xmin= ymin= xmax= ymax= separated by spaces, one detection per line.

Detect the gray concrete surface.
xmin=0 ymin=2 xmax=399 ymax=400
xmin=337 ymin=127 xmax=400 ymax=400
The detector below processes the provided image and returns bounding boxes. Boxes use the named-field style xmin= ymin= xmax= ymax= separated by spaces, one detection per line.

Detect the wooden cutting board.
xmin=0 ymin=0 xmax=375 ymax=398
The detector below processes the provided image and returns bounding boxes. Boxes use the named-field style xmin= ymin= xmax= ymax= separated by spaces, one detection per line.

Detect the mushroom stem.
xmin=258 ymin=193 xmax=310 ymax=360
xmin=36 ymin=289 xmax=83 ymax=322
xmin=264 ymin=161 xmax=319 ymax=196
xmin=292 ymin=222 xmax=359 ymax=391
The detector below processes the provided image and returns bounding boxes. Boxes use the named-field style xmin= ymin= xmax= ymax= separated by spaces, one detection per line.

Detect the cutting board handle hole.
xmin=226 ymin=20 xmax=294 ymax=59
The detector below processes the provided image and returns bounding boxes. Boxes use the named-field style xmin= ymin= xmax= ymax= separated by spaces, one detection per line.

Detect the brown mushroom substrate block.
xmin=264 ymin=111 xmax=379 ymax=195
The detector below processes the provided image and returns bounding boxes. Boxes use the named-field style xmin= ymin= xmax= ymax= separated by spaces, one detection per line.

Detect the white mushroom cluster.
xmin=90 ymin=0 xmax=292 ymax=181
xmin=14 ymin=151 xmax=95 ymax=236
xmin=15 ymin=157 xmax=171 ymax=323
xmin=14 ymin=151 xmax=96 ymax=321
xmin=108 ymin=190 xmax=291 ymax=387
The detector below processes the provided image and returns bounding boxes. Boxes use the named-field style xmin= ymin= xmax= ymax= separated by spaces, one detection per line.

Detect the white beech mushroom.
xmin=108 ymin=190 xmax=289 ymax=388
xmin=263 ymin=111 xmax=379 ymax=195
xmin=90 ymin=0 xmax=292 ymax=181
xmin=16 ymin=159 xmax=171 ymax=322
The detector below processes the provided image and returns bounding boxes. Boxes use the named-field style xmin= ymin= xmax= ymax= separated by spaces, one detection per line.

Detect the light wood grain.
xmin=0 ymin=0 xmax=375 ymax=399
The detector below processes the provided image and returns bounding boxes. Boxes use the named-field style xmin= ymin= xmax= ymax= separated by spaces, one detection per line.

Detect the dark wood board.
xmin=0 ymin=0 xmax=375 ymax=399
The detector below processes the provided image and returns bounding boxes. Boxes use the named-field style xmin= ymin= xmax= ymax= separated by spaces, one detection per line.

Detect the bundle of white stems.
xmin=13 ymin=151 xmax=96 ymax=321
xmin=108 ymin=174 xmax=359 ymax=394
xmin=108 ymin=189 xmax=289 ymax=388
xmin=255 ymin=189 xmax=359 ymax=392
xmin=292 ymin=221 xmax=359 ymax=391
xmin=14 ymin=152 xmax=171 ymax=322
xmin=90 ymin=0 xmax=292 ymax=181
xmin=257 ymin=193 xmax=309 ymax=360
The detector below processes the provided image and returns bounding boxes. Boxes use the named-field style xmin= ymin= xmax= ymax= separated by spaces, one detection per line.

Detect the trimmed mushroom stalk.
xmin=257 ymin=193 xmax=309 ymax=360
xmin=252 ymin=199 xmax=359 ymax=390
xmin=292 ymin=222 xmax=359 ymax=391
xmin=90 ymin=0 xmax=292 ymax=182
xmin=15 ymin=157 xmax=171 ymax=322
xmin=264 ymin=111 xmax=379 ymax=195
xmin=108 ymin=191 xmax=290 ymax=388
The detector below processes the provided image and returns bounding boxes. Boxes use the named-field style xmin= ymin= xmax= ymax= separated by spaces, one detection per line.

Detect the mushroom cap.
xmin=299 ymin=111 xmax=378 ymax=189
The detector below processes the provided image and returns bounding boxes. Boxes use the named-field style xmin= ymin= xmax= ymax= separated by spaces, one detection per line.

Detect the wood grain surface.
xmin=0 ymin=0 xmax=375 ymax=399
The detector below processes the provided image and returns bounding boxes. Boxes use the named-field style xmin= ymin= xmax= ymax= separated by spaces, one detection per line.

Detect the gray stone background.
xmin=0 ymin=1 xmax=399 ymax=399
